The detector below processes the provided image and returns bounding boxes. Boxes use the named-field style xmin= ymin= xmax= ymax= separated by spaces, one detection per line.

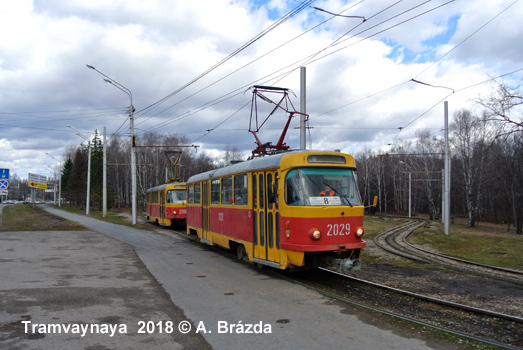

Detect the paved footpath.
xmin=1 ymin=205 xmax=450 ymax=349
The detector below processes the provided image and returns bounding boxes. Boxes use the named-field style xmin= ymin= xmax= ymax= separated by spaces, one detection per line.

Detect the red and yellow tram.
xmin=146 ymin=182 xmax=187 ymax=227
xmin=186 ymin=150 xmax=366 ymax=271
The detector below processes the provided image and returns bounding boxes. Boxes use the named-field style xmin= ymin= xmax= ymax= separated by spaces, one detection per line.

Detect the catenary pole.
xmin=300 ymin=67 xmax=306 ymax=150
xmin=444 ymin=101 xmax=450 ymax=235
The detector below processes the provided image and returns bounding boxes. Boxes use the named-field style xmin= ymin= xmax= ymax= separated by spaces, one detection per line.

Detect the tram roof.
xmin=186 ymin=150 xmax=348 ymax=183
xmin=146 ymin=182 xmax=186 ymax=193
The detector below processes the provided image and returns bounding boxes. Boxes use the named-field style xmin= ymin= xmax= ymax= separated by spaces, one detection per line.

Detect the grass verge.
xmin=363 ymin=215 xmax=523 ymax=271
xmin=56 ymin=205 xmax=150 ymax=230
xmin=0 ymin=204 xmax=84 ymax=231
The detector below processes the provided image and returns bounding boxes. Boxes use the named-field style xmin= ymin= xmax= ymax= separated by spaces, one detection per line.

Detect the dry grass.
xmin=0 ymin=204 xmax=84 ymax=231
xmin=363 ymin=215 xmax=523 ymax=271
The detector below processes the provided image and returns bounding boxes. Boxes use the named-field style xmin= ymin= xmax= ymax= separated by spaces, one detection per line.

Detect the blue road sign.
xmin=0 ymin=169 xmax=8 ymax=179
xmin=0 ymin=180 xmax=8 ymax=189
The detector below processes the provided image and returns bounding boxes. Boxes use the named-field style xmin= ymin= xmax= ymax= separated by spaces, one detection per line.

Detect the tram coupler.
xmin=333 ymin=258 xmax=361 ymax=272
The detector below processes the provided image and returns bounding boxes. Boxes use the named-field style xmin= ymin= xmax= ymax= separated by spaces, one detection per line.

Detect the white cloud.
xmin=0 ymin=0 xmax=522 ymax=178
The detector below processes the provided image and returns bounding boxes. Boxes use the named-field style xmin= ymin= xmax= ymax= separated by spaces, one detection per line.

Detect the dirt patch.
xmin=350 ymin=263 xmax=523 ymax=317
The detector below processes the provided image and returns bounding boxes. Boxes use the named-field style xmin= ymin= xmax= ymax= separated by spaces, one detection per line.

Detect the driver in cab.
xmin=320 ymin=184 xmax=335 ymax=197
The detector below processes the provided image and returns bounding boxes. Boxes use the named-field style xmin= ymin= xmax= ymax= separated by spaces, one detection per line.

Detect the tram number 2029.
xmin=326 ymin=223 xmax=350 ymax=236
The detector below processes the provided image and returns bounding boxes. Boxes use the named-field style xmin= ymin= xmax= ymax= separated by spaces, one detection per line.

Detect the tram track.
xmin=285 ymin=267 xmax=523 ymax=350
xmin=373 ymin=218 xmax=523 ymax=285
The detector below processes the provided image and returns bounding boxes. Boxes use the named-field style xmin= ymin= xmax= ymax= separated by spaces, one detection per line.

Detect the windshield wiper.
xmin=323 ymin=181 xmax=353 ymax=207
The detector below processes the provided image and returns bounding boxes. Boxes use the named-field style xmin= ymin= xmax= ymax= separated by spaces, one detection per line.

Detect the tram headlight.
xmin=173 ymin=211 xmax=177 ymax=215
xmin=356 ymin=227 xmax=364 ymax=238
xmin=309 ymin=229 xmax=321 ymax=240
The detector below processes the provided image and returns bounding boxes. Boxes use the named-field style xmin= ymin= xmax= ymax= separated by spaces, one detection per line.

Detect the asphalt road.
xmin=0 ymin=205 xmax=449 ymax=349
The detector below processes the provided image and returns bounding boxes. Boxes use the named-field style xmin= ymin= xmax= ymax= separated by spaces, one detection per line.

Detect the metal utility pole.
xmin=86 ymin=140 xmax=91 ymax=215
xmin=444 ymin=101 xmax=450 ymax=235
xmin=103 ymin=126 xmax=107 ymax=218
xmin=408 ymin=172 xmax=412 ymax=218
xmin=87 ymin=64 xmax=137 ymax=225
xmin=300 ymin=67 xmax=306 ymax=150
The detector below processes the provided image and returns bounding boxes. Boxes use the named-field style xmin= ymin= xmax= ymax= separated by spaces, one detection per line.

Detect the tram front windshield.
xmin=167 ymin=189 xmax=186 ymax=204
xmin=285 ymin=168 xmax=362 ymax=206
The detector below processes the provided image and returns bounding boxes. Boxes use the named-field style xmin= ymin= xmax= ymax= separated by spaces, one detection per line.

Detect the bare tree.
xmin=476 ymin=79 xmax=523 ymax=139
xmin=410 ymin=129 xmax=444 ymax=220
xmin=451 ymin=109 xmax=494 ymax=227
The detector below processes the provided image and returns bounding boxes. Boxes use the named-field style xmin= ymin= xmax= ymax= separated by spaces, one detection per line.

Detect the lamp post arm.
xmin=87 ymin=64 xmax=132 ymax=98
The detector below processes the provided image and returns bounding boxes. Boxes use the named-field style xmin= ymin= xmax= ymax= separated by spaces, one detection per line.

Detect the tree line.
xmin=356 ymin=81 xmax=522 ymax=234
xmin=58 ymin=131 xmax=217 ymax=211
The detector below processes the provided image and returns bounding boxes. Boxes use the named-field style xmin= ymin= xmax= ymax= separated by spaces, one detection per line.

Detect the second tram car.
xmin=146 ymin=182 xmax=187 ymax=227
xmin=186 ymin=150 xmax=367 ymax=271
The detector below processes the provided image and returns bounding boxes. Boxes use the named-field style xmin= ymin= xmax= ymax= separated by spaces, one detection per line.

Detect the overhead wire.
xmin=386 ymin=0 xmax=521 ymax=145
xmin=294 ymin=0 xmax=520 ymax=147
xmin=140 ymin=0 xmax=454 ymax=140
xmin=184 ymin=0 xmax=455 ymax=142
xmin=135 ymin=0 xmax=317 ymax=118
xmin=127 ymin=0 xmax=517 ymax=152
xmin=135 ymin=0 xmax=359 ymax=130
xmin=273 ymin=0 xmax=405 ymax=84
xmin=413 ymin=0 xmax=520 ymax=80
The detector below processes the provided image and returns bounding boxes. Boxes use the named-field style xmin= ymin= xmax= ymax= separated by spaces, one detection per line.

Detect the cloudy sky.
xmin=1 ymin=0 xmax=522 ymax=181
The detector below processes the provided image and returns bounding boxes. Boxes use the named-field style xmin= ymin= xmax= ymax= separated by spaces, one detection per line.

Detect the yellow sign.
xmin=30 ymin=181 xmax=47 ymax=190
xmin=28 ymin=173 xmax=47 ymax=190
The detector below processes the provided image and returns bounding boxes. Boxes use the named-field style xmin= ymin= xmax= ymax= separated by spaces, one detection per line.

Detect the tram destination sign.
xmin=29 ymin=173 xmax=47 ymax=190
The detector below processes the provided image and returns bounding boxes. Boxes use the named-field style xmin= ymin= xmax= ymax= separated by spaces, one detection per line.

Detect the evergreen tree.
xmin=61 ymin=157 xmax=73 ymax=203
xmin=90 ymin=130 xmax=104 ymax=210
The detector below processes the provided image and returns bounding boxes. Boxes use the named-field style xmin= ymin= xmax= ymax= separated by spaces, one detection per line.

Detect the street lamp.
xmin=46 ymin=153 xmax=62 ymax=207
xmin=67 ymin=125 xmax=91 ymax=215
xmin=86 ymin=64 xmax=137 ymax=225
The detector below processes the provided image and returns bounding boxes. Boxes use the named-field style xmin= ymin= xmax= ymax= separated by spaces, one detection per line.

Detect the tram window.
xmin=267 ymin=173 xmax=273 ymax=210
xmin=268 ymin=212 xmax=273 ymax=248
xmin=152 ymin=191 xmax=159 ymax=204
xmin=259 ymin=212 xmax=265 ymax=246
xmin=211 ymin=179 xmax=220 ymax=204
xmin=285 ymin=169 xmax=303 ymax=206
xmin=259 ymin=174 xmax=264 ymax=209
xmin=221 ymin=177 xmax=233 ymax=205
xmin=194 ymin=183 xmax=201 ymax=204
xmin=168 ymin=189 xmax=186 ymax=204
xmin=253 ymin=212 xmax=257 ymax=245
xmin=252 ymin=174 xmax=257 ymax=209
xmin=275 ymin=172 xmax=279 ymax=210
xmin=188 ymin=185 xmax=194 ymax=204
xmin=234 ymin=174 xmax=248 ymax=206
xmin=284 ymin=168 xmax=362 ymax=206
xmin=276 ymin=213 xmax=280 ymax=249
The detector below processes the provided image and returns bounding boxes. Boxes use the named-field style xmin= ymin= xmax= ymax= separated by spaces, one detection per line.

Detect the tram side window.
xmin=194 ymin=183 xmax=201 ymax=204
xmin=285 ymin=169 xmax=303 ymax=206
xmin=221 ymin=177 xmax=233 ymax=205
xmin=211 ymin=179 xmax=221 ymax=205
xmin=152 ymin=191 xmax=159 ymax=204
xmin=233 ymin=174 xmax=248 ymax=206
xmin=252 ymin=175 xmax=257 ymax=209
xmin=188 ymin=185 xmax=194 ymax=204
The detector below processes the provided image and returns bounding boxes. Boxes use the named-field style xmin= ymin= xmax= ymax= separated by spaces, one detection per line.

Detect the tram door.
xmin=160 ymin=190 xmax=165 ymax=223
xmin=201 ymin=181 xmax=210 ymax=242
xmin=252 ymin=171 xmax=279 ymax=265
